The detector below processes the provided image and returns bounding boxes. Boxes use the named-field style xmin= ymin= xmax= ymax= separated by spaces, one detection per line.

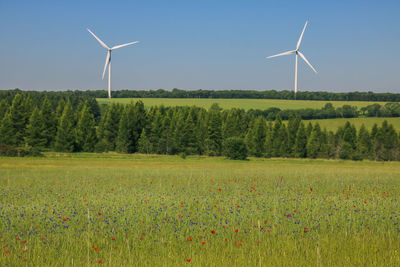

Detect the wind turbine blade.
xmin=102 ymin=51 xmax=110 ymax=80
xmin=296 ymin=21 xmax=308 ymax=50
xmin=87 ymin=29 xmax=110 ymax=49
xmin=267 ymin=50 xmax=296 ymax=59
xmin=298 ymin=51 xmax=317 ymax=73
xmin=111 ymin=41 xmax=139 ymax=50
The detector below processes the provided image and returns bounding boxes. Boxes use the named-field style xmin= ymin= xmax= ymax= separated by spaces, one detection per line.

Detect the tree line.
xmin=3 ymin=88 xmax=400 ymax=102
xmin=0 ymin=93 xmax=399 ymax=161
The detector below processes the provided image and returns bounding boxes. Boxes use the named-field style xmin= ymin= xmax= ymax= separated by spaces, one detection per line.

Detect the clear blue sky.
xmin=0 ymin=0 xmax=399 ymax=92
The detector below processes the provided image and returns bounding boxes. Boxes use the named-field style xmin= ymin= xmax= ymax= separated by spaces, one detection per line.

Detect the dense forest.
xmin=0 ymin=93 xmax=399 ymax=161
xmin=3 ymin=88 xmax=400 ymax=101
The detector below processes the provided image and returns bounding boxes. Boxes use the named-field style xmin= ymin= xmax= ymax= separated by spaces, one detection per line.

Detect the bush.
xmin=223 ymin=137 xmax=247 ymax=160
xmin=0 ymin=144 xmax=43 ymax=157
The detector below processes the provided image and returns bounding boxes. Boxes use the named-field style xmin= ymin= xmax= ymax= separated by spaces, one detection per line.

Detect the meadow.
xmin=310 ymin=117 xmax=400 ymax=131
xmin=96 ymin=98 xmax=386 ymax=110
xmin=1 ymin=154 xmax=399 ymax=266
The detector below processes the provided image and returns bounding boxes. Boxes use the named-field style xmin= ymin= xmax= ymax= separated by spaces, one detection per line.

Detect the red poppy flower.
xmin=234 ymin=229 xmax=238 ymax=233
xmin=364 ymin=201 xmax=366 ymax=204
xmin=98 ymin=212 xmax=102 ymax=215
xmin=111 ymin=237 xmax=115 ymax=240
xmin=94 ymin=247 xmax=98 ymax=251
xmin=4 ymin=251 xmax=10 ymax=255
xmin=218 ymin=188 xmax=221 ymax=191
xmin=310 ymin=188 xmax=313 ymax=192
xmin=201 ymin=242 xmax=205 ymax=245
xmin=98 ymin=260 xmax=103 ymax=263
xmin=22 ymin=240 xmax=26 ymax=244
xmin=84 ymin=199 xmax=88 ymax=202
xmin=187 ymin=237 xmax=192 ymax=241
xmin=237 ymin=243 xmax=241 ymax=246
xmin=187 ymin=258 xmax=192 ymax=262
xmin=210 ymin=230 xmax=215 ymax=234
xmin=62 ymin=218 xmax=67 ymax=221
xmin=267 ymin=229 xmax=270 ymax=232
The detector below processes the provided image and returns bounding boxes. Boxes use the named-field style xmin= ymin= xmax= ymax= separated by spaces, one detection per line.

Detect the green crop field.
xmin=96 ymin=98 xmax=387 ymax=110
xmin=308 ymin=117 xmax=400 ymax=131
xmin=1 ymin=154 xmax=399 ymax=266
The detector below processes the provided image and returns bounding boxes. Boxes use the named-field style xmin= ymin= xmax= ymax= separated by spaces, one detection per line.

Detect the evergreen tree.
xmin=278 ymin=124 xmax=290 ymax=157
xmin=271 ymin=115 xmax=283 ymax=156
xmin=55 ymin=99 xmax=66 ymax=121
xmin=245 ymin=116 xmax=266 ymax=157
xmin=25 ymin=107 xmax=47 ymax=149
xmin=116 ymin=103 xmax=138 ymax=153
xmin=54 ymin=101 xmax=75 ymax=152
xmin=40 ymin=97 xmax=57 ymax=148
xmin=357 ymin=124 xmax=371 ymax=159
xmin=158 ymin=110 xmax=173 ymax=154
xmin=149 ymin=108 xmax=164 ymax=154
xmin=287 ymin=115 xmax=301 ymax=156
xmin=138 ymin=129 xmax=151 ymax=154
xmin=206 ymin=105 xmax=222 ymax=156
xmin=307 ymin=123 xmax=322 ymax=158
xmin=8 ymin=94 xmax=32 ymax=145
xmin=0 ymin=99 xmax=9 ymax=121
xmin=264 ymin=122 xmax=273 ymax=158
xmin=294 ymin=122 xmax=307 ymax=158
xmin=182 ymin=107 xmax=198 ymax=154
xmin=75 ymin=101 xmax=97 ymax=152
xmin=0 ymin=112 xmax=16 ymax=145
xmin=97 ymin=103 xmax=123 ymax=151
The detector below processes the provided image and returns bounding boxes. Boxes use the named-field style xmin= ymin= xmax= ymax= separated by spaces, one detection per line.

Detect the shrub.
xmin=223 ymin=137 xmax=247 ymax=160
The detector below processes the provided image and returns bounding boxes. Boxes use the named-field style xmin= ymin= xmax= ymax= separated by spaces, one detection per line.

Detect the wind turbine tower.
xmin=88 ymin=29 xmax=139 ymax=98
xmin=267 ymin=21 xmax=317 ymax=96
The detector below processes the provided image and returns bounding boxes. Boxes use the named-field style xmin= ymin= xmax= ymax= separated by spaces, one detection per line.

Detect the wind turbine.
xmin=267 ymin=21 xmax=317 ymax=96
xmin=88 ymin=29 xmax=139 ymax=98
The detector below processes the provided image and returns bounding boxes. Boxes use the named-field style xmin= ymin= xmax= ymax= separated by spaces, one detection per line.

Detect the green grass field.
xmin=96 ymin=98 xmax=387 ymax=110
xmin=1 ymin=154 xmax=399 ymax=266
xmin=309 ymin=117 xmax=400 ymax=131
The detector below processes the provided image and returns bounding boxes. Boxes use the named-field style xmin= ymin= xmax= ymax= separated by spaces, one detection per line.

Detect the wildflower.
xmin=187 ymin=237 xmax=192 ymax=241
xmin=187 ymin=258 xmax=192 ymax=262
xmin=210 ymin=230 xmax=215 ymax=234
xmin=22 ymin=240 xmax=26 ymax=244
xmin=286 ymin=214 xmax=291 ymax=217
xmin=94 ymin=247 xmax=98 ymax=251
xmin=111 ymin=237 xmax=115 ymax=240
xmin=84 ymin=199 xmax=88 ymax=202
xmin=234 ymin=229 xmax=239 ymax=233
xmin=310 ymin=188 xmax=313 ymax=192
xmin=364 ymin=201 xmax=367 ymax=204
xmin=98 ymin=212 xmax=102 ymax=215
xmin=237 ymin=242 xmax=241 ymax=246
xmin=267 ymin=229 xmax=270 ymax=233
xmin=218 ymin=188 xmax=222 ymax=192
xmin=4 ymin=251 xmax=10 ymax=255
xmin=98 ymin=260 xmax=103 ymax=263
xmin=62 ymin=218 xmax=68 ymax=221
xmin=201 ymin=242 xmax=205 ymax=245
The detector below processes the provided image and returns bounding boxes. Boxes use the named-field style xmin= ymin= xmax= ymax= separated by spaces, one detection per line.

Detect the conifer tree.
xmin=264 ymin=122 xmax=273 ymax=158
xmin=97 ymin=103 xmax=123 ymax=151
xmin=245 ymin=116 xmax=266 ymax=157
xmin=54 ymin=101 xmax=75 ymax=152
xmin=75 ymin=102 xmax=97 ymax=152
xmin=307 ymin=123 xmax=321 ymax=158
xmin=206 ymin=105 xmax=222 ymax=156
xmin=138 ymin=129 xmax=151 ymax=154
xmin=271 ymin=115 xmax=283 ymax=157
xmin=182 ymin=108 xmax=197 ymax=154
xmin=0 ymin=99 xmax=9 ymax=121
xmin=8 ymin=94 xmax=31 ymax=145
xmin=0 ymin=112 xmax=16 ymax=145
xmin=294 ymin=122 xmax=307 ymax=158
xmin=357 ymin=124 xmax=371 ymax=159
xmin=25 ymin=107 xmax=46 ymax=149
xmin=279 ymin=124 xmax=290 ymax=157
xmin=55 ymin=99 xmax=66 ymax=121
xmin=116 ymin=103 xmax=137 ymax=153
xmin=287 ymin=115 xmax=301 ymax=156
xmin=40 ymin=97 xmax=57 ymax=147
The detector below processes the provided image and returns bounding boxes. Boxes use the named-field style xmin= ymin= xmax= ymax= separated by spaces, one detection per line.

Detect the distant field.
xmin=309 ymin=117 xmax=400 ymax=131
xmin=96 ymin=98 xmax=386 ymax=110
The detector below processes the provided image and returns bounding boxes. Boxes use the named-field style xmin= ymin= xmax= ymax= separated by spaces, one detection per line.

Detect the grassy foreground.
xmin=1 ymin=154 xmax=400 ymax=266
xmin=96 ymin=98 xmax=385 ymax=110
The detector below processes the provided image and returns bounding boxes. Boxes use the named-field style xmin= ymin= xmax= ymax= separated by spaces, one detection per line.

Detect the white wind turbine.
xmin=267 ymin=21 xmax=317 ymax=96
xmin=88 ymin=29 xmax=139 ymax=98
